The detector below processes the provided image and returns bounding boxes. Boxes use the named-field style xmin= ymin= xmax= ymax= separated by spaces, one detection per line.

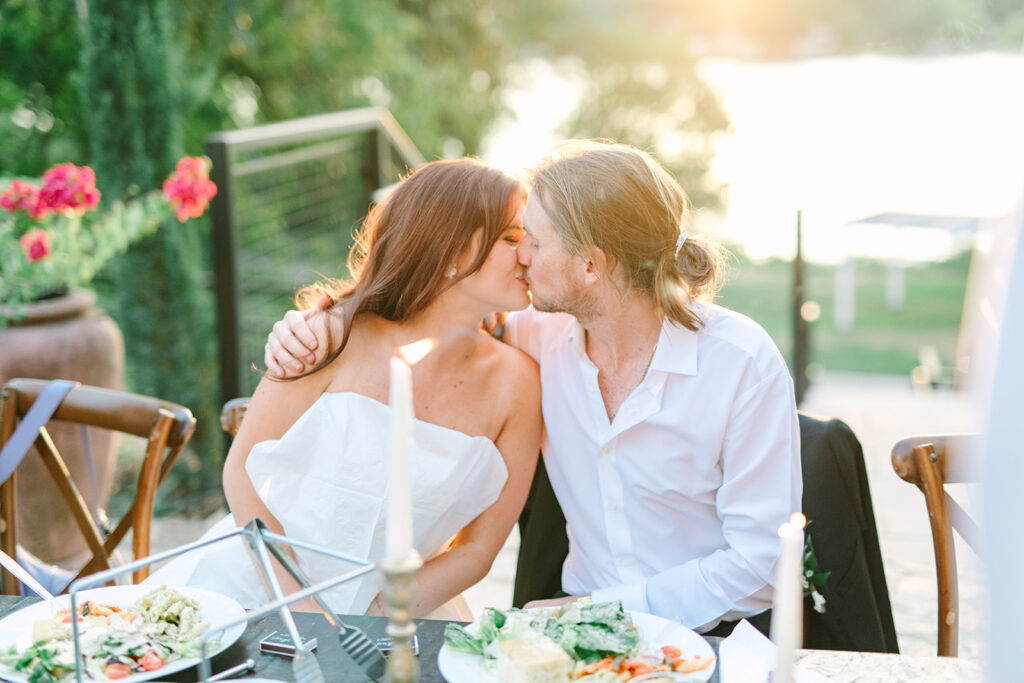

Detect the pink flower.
xmin=163 ymin=156 xmax=217 ymax=222
xmin=0 ymin=179 xmax=46 ymax=219
xmin=37 ymin=163 xmax=101 ymax=216
xmin=20 ymin=228 xmax=51 ymax=262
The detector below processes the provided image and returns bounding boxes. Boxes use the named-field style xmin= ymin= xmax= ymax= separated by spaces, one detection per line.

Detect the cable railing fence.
xmin=206 ymin=108 xmax=424 ymax=405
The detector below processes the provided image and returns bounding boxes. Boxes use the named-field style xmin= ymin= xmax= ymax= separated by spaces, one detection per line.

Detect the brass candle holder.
xmin=379 ymin=551 xmax=424 ymax=683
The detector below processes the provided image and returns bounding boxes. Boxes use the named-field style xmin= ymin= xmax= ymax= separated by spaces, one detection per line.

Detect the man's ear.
xmin=582 ymin=247 xmax=609 ymax=286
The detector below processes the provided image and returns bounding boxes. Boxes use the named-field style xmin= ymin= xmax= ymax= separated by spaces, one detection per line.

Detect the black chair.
xmin=513 ymin=411 xmax=899 ymax=653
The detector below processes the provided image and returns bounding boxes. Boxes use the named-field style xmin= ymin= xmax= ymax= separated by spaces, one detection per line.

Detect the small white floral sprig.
xmin=802 ymin=523 xmax=831 ymax=614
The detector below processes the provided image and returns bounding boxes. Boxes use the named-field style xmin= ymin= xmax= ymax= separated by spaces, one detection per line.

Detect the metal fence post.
xmin=205 ymin=136 xmax=242 ymax=407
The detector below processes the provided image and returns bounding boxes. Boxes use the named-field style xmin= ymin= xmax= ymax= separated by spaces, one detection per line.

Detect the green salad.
xmin=0 ymin=586 xmax=212 ymax=682
xmin=444 ymin=599 xmax=641 ymax=664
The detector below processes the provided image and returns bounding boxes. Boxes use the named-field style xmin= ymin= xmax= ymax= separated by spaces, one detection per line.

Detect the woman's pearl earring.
xmin=446 ymin=264 xmax=457 ymax=279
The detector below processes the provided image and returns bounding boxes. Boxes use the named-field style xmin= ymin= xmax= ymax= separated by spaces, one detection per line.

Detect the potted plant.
xmin=0 ymin=156 xmax=216 ymax=564
xmin=0 ymin=156 xmax=217 ymax=322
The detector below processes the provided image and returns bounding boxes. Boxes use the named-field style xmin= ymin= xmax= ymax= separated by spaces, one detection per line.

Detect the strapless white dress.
xmin=146 ymin=392 xmax=508 ymax=619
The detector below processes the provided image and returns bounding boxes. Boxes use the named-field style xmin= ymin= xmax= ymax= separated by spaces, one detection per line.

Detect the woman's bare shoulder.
xmin=479 ymin=333 xmax=540 ymax=405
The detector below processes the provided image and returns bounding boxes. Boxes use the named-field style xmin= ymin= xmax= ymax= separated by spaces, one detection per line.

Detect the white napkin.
xmin=718 ymin=620 xmax=833 ymax=683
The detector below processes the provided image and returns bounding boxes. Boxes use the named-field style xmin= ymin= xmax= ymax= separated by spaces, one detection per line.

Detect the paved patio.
xmin=150 ymin=371 xmax=987 ymax=662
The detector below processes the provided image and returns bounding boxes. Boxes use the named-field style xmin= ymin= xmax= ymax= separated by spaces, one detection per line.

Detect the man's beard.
xmin=529 ymin=273 xmax=601 ymax=322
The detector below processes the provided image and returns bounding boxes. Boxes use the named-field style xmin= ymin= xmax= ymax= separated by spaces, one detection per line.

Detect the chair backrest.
xmin=220 ymin=397 xmax=250 ymax=437
xmin=799 ymin=412 xmax=898 ymax=653
xmin=0 ymin=378 xmax=196 ymax=593
xmin=891 ymin=433 xmax=982 ymax=657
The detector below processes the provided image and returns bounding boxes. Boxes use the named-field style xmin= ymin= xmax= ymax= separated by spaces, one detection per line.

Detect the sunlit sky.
xmin=482 ymin=52 xmax=1024 ymax=263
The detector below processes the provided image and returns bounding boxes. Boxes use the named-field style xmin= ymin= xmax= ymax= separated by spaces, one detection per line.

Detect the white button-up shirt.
xmin=507 ymin=302 xmax=801 ymax=631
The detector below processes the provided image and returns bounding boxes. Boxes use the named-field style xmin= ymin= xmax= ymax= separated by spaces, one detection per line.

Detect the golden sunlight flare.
xmin=789 ymin=512 xmax=807 ymax=530
xmin=397 ymin=338 xmax=438 ymax=365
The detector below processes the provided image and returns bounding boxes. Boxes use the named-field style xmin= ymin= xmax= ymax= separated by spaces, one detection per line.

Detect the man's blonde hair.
xmin=530 ymin=140 xmax=723 ymax=331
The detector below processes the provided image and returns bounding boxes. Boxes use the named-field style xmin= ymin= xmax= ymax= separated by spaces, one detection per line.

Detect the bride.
xmin=149 ymin=158 xmax=540 ymax=619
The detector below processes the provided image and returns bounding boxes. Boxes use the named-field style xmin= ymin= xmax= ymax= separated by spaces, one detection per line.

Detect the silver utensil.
xmin=242 ymin=521 xmax=326 ymax=683
xmin=0 ymin=548 xmax=60 ymax=612
xmin=254 ymin=519 xmax=386 ymax=681
xmin=207 ymin=657 xmax=256 ymax=681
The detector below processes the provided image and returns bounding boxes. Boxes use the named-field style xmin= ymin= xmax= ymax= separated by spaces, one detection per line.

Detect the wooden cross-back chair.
xmin=891 ymin=433 xmax=982 ymax=657
xmin=0 ymin=378 xmax=196 ymax=592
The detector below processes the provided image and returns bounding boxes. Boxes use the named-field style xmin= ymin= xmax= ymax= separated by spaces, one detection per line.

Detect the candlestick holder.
xmin=378 ymin=551 xmax=424 ymax=683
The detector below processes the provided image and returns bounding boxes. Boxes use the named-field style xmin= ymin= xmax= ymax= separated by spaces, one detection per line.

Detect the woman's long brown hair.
xmin=288 ymin=157 xmax=525 ymax=378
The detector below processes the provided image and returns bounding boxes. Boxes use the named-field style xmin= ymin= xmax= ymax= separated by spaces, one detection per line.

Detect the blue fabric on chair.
xmin=0 ymin=379 xmax=82 ymax=596
xmin=0 ymin=379 xmax=77 ymax=484
xmin=14 ymin=546 xmax=76 ymax=597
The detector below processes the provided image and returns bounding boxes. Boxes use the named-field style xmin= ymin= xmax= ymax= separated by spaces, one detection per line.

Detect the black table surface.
xmin=0 ymin=596 xmax=722 ymax=682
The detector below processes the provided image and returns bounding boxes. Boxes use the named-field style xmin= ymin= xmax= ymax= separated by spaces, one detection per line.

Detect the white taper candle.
xmin=771 ymin=512 xmax=806 ymax=683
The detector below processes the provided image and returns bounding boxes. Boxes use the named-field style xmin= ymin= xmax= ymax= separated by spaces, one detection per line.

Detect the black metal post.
xmin=205 ymin=137 xmax=242 ymax=408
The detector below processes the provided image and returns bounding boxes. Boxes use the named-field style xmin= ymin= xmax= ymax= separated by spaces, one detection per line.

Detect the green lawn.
xmin=715 ymin=249 xmax=972 ymax=376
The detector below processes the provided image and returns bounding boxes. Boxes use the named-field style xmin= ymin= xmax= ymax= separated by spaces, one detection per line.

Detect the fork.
xmin=242 ymin=522 xmax=326 ymax=683
xmin=255 ymin=520 xmax=387 ymax=681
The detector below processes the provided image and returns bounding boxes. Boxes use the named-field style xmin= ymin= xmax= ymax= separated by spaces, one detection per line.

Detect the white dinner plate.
xmin=437 ymin=609 xmax=716 ymax=682
xmin=0 ymin=585 xmax=247 ymax=683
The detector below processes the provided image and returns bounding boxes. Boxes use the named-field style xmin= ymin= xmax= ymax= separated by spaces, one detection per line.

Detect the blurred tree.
xmin=77 ymin=0 xmax=223 ymax=513
xmin=546 ymin=1 xmax=731 ymax=211
xmin=668 ymin=0 xmax=1024 ymax=56
xmin=0 ymin=0 xmax=83 ymax=176
xmin=819 ymin=0 xmax=987 ymax=53
xmin=173 ymin=0 xmax=565 ymax=161
xmin=2 ymin=0 xmax=567 ymax=176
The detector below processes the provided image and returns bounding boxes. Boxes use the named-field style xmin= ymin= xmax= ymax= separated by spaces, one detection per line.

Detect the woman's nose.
xmin=516 ymin=244 xmax=530 ymax=265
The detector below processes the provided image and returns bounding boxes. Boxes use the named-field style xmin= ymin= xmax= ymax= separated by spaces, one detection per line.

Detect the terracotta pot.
xmin=0 ymin=287 xmax=124 ymax=564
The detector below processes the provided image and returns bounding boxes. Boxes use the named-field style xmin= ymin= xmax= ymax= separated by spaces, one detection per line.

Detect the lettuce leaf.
xmin=442 ymin=623 xmax=484 ymax=656
xmin=550 ymin=600 xmax=640 ymax=662
xmin=476 ymin=607 xmax=506 ymax=645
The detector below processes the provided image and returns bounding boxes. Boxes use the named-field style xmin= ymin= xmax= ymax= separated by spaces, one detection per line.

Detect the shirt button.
xmin=600 ymin=445 xmax=610 ymax=455
xmin=606 ymin=502 xmax=619 ymax=512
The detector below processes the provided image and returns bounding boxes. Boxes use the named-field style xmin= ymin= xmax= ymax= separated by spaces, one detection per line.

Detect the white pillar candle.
xmin=386 ymin=354 xmax=414 ymax=561
xmin=771 ymin=512 xmax=806 ymax=683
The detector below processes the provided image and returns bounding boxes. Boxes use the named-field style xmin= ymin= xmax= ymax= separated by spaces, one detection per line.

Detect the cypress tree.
xmin=77 ymin=0 xmax=222 ymax=510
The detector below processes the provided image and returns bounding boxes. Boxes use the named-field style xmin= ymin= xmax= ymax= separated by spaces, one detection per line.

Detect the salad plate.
xmin=0 ymin=585 xmax=246 ymax=682
xmin=437 ymin=607 xmax=716 ymax=683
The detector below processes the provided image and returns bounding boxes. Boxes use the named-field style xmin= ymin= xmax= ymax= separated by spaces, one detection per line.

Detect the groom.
xmin=265 ymin=140 xmax=801 ymax=634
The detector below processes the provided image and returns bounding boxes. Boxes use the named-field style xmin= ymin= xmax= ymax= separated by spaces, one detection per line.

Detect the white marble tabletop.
xmin=795 ymin=648 xmax=983 ymax=682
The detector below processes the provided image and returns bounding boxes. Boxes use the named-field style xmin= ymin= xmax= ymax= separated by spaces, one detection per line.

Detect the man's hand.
xmin=523 ymin=594 xmax=590 ymax=610
xmin=264 ymin=294 xmax=332 ymax=377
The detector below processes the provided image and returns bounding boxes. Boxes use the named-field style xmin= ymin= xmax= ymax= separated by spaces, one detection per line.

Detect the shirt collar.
xmin=650 ymin=318 xmax=699 ymax=376
xmin=567 ymin=318 xmax=589 ymax=359
xmin=566 ymin=315 xmax=699 ymax=376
